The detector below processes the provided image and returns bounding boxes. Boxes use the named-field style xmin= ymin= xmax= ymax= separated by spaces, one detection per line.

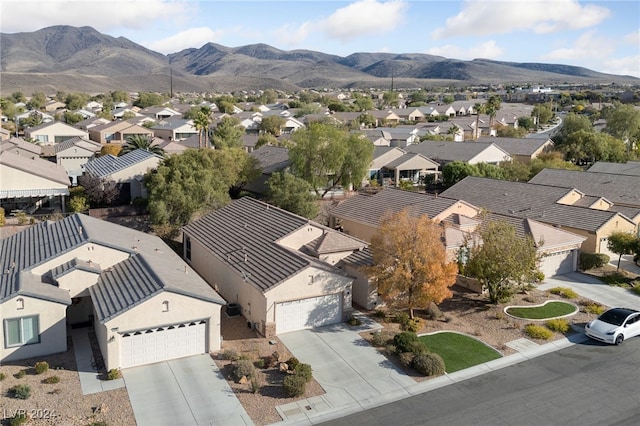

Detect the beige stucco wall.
xmin=436 ymin=202 xmax=480 ymax=221
xmin=556 ymin=189 xmax=583 ymax=205
xmin=342 ymin=264 xmax=381 ymax=310
xmin=278 ymin=225 xmax=325 ymax=250
xmin=31 ymin=243 xmax=129 ymax=276
xmin=469 ymin=146 xmax=511 ymax=164
xmin=558 ymin=215 xmax=636 ymax=254
xmin=0 ymin=166 xmax=68 ymax=191
xmin=110 ymin=157 xmax=161 ymax=183
xmin=338 ymin=218 xmax=378 ymax=242
xmin=1 ymin=296 xmax=68 ymax=362
xmin=100 ymin=292 xmax=222 ymax=370
xmin=58 ymin=156 xmax=93 ymax=177
xmin=25 ymin=123 xmax=88 ymax=143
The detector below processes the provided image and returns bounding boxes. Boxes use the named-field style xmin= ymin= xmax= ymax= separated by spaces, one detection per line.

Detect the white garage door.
xmin=276 ymin=294 xmax=342 ymax=334
xmin=540 ymin=250 xmax=575 ymax=277
xmin=120 ymin=320 xmax=207 ymax=368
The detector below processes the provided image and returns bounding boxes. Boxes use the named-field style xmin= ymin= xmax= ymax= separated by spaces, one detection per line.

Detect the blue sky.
xmin=2 ymin=0 xmax=639 ymax=77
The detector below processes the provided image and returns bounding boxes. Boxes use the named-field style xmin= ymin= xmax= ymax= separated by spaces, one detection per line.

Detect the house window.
xmin=4 ymin=315 xmax=39 ymax=347
xmin=162 ymin=301 xmax=170 ymax=312
xmin=36 ymin=135 xmax=48 ymax=143
xmin=16 ymin=298 xmax=24 ymax=310
xmin=185 ymin=236 xmax=192 ymax=261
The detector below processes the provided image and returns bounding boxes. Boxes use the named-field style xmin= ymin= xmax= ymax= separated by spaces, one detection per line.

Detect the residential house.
xmin=112 ymin=107 xmax=142 ymax=120
xmin=182 ymin=197 xmax=367 ymax=336
xmin=244 ymin=146 xmax=291 ymax=195
xmin=440 ymin=176 xmax=637 ymax=254
xmin=74 ymin=117 xmax=111 ymax=132
xmin=24 ymin=121 xmax=89 ymax=145
xmin=479 ymin=137 xmax=554 ymax=163
xmin=82 ymin=149 xmax=162 ymax=202
xmin=87 ymin=121 xmax=154 ymax=145
xmin=0 ymin=137 xmax=42 ymax=157
xmin=406 ymin=140 xmax=512 ymax=166
xmin=43 ymin=100 xmax=66 ymax=113
xmin=0 ymin=150 xmax=70 ymax=213
xmin=378 ymin=152 xmax=440 ymax=186
xmin=50 ymin=137 xmax=102 ymax=184
xmin=150 ymin=119 xmax=198 ymax=141
xmin=16 ymin=110 xmax=54 ymax=125
xmin=153 ymin=138 xmax=188 ymax=156
xmin=138 ymin=106 xmax=182 ymax=121
xmin=391 ymin=108 xmax=425 ymax=122
xmin=587 ymin=161 xmax=640 ymax=177
xmin=369 ymin=110 xmax=401 ymax=126
xmin=0 ymin=213 xmax=224 ymax=369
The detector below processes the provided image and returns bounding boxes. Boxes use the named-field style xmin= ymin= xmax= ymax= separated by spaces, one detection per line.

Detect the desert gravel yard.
xmin=0 ymin=339 xmax=135 ymax=426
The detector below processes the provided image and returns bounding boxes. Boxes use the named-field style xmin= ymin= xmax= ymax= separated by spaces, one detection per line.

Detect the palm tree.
xmin=120 ymin=134 xmax=164 ymax=156
xmin=193 ymin=106 xmax=212 ymax=149
xmin=474 ymin=102 xmax=486 ymax=140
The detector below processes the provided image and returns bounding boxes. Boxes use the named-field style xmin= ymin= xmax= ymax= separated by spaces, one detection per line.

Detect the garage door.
xmin=120 ymin=320 xmax=207 ymax=368
xmin=276 ymin=294 xmax=342 ymax=334
xmin=540 ymin=250 xmax=575 ymax=277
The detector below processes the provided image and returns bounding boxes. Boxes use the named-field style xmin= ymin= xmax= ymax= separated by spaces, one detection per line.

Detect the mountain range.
xmin=1 ymin=25 xmax=638 ymax=95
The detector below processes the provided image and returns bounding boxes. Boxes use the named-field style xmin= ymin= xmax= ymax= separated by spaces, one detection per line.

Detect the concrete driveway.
xmin=539 ymin=271 xmax=640 ymax=310
xmin=123 ymin=354 xmax=252 ymax=426
xmin=278 ymin=316 xmax=415 ymax=413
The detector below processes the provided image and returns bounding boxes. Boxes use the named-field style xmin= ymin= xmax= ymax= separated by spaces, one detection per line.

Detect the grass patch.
xmin=506 ymin=301 xmax=576 ymax=319
xmin=418 ymin=332 xmax=501 ymax=373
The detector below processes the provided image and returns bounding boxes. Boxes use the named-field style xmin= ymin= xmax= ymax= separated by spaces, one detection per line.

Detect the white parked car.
xmin=585 ymin=308 xmax=640 ymax=345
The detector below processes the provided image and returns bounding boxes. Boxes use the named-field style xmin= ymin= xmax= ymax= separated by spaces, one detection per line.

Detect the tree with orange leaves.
xmin=366 ymin=209 xmax=458 ymax=318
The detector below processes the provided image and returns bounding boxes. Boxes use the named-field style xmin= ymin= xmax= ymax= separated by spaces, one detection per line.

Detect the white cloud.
xmin=426 ymin=40 xmax=504 ymax=60
xmin=432 ymin=0 xmax=610 ymax=39
xmin=623 ymin=29 xmax=640 ymax=45
xmin=144 ymin=27 xmax=224 ymax=54
xmin=541 ymin=31 xmax=613 ymax=61
xmin=0 ymin=0 xmax=192 ymax=34
xmin=601 ymin=55 xmax=640 ymax=78
xmin=273 ymin=0 xmax=407 ymax=47
xmin=318 ymin=0 xmax=408 ymax=41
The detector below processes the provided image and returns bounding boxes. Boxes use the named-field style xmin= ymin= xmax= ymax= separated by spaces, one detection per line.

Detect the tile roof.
xmin=529 ymin=168 xmax=640 ymax=207
xmin=588 ymin=161 xmax=640 ymax=176
xmin=440 ymin=176 xmax=624 ymax=232
xmin=330 ymin=188 xmax=463 ymax=227
xmin=478 ymin=137 xmax=553 ymax=156
xmin=182 ymin=197 xmax=359 ymax=292
xmin=0 ymin=137 xmax=42 ymax=155
xmin=339 ymin=248 xmax=373 ymax=268
xmin=83 ymin=149 xmax=162 ymax=178
xmin=0 ymin=150 xmax=70 ymax=186
xmin=406 ymin=140 xmax=509 ymax=163
xmin=249 ymin=146 xmax=290 ymax=174
xmin=382 ymin=153 xmax=438 ymax=170
xmin=303 ymin=232 xmax=366 ymax=255
xmin=53 ymin=137 xmax=102 ymax=155
xmin=0 ymin=214 xmax=224 ymax=317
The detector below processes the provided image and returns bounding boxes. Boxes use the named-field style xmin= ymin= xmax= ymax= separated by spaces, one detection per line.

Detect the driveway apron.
xmin=278 ymin=324 xmax=415 ymax=409
xmin=123 ymin=354 xmax=252 ymax=426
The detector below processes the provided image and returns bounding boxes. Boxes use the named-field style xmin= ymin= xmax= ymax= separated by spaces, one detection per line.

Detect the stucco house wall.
xmin=100 ymin=292 xmax=222 ymax=371
xmin=0 ymin=164 xmax=69 ymax=191
xmin=1 ymin=297 xmax=69 ymax=362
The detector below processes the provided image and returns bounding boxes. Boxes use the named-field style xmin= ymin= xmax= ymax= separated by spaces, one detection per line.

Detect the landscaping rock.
xmin=279 ymin=362 xmax=289 ymax=373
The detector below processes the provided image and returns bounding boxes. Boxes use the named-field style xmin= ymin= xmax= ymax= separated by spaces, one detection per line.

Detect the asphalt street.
xmin=322 ymin=337 xmax=640 ymax=426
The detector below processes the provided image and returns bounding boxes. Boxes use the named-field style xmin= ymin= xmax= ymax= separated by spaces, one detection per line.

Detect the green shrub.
xmin=0 ymin=372 xmax=6 ymax=381
xmin=106 ymin=368 xmax=121 ymax=380
xmin=283 ymin=374 xmax=307 ymax=397
xmin=371 ymin=330 xmax=392 ymax=347
xmin=399 ymin=351 xmax=415 ymax=367
xmin=15 ymin=370 xmax=26 ymax=379
xmin=402 ymin=318 xmax=422 ymax=333
xmin=222 ymin=349 xmax=239 ymax=361
xmin=584 ymin=303 xmax=606 ymax=315
xmin=393 ymin=331 xmax=419 ymax=353
xmin=11 ymin=384 xmax=31 ymax=399
xmin=16 ymin=211 xmax=27 ymax=225
xmin=579 ymin=253 xmax=610 ymax=270
xmin=373 ymin=310 xmax=387 ymax=320
xmin=546 ymin=318 xmax=571 ymax=334
xmin=393 ymin=311 xmax=410 ymax=327
xmin=0 ymin=207 xmax=5 ymax=227
xmin=9 ymin=413 xmax=27 ymax=426
xmin=253 ymin=358 xmax=265 ymax=369
xmin=43 ymin=375 xmax=61 ymax=384
xmin=250 ymin=376 xmax=261 ymax=394
xmin=286 ymin=357 xmax=300 ymax=371
xmin=412 ymin=352 xmax=445 ymax=376
xmin=34 ymin=361 xmax=49 ymax=374
xmin=548 ymin=287 xmax=578 ymax=299
xmin=233 ymin=359 xmax=255 ymax=381
xmin=294 ymin=363 xmax=313 ymax=383
xmin=348 ymin=316 xmax=362 ymax=326
xmin=524 ymin=324 xmax=553 ymax=340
